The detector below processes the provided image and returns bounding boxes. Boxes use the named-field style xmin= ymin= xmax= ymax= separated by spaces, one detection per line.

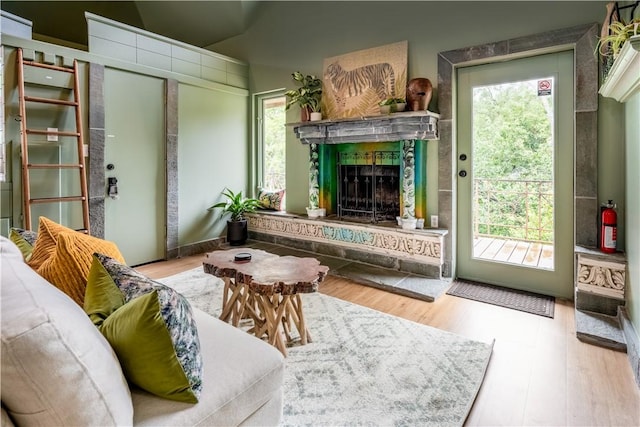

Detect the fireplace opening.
xmin=337 ymin=151 xmax=400 ymax=222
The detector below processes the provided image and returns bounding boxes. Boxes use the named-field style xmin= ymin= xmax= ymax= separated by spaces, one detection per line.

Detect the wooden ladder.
xmin=16 ymin=48 xmax=90 ymax=233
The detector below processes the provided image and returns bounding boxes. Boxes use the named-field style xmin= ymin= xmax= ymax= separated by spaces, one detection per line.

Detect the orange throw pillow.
xmin=27 ymin=217 xmax=75 ymax=270
xmin=38 ymin=232 xmax=125 ymax=306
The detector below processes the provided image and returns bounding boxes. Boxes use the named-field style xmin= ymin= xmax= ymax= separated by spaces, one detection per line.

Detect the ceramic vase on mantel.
xmin=406 ymin=78 xmax=433 ymax=111
xmin=310 ymin=111 xmax=322 ymax=121
xmin=301 ymin=106 xmax=311 ymax=122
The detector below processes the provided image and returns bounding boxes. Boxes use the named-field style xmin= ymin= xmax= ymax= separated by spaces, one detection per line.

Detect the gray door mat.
xmin=447 ymin=279 xmax=555 ymax=318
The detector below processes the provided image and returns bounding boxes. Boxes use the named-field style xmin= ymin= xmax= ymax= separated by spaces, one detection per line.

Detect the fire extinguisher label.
xmin=604 ymin=226 xmax=617 ymax=249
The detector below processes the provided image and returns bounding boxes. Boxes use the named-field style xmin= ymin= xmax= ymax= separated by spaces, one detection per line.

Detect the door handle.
xmin=459 ymin=170 xmax=467 ymax=178
xmin=107 ymin=177 xmax=119 ymax=199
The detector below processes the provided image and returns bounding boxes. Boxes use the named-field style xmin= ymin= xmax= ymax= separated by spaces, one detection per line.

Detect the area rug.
xmin=447 ymin=279 xmax=555 ymax=318
xmin=159 ymin=267 xmax=494 ymax=426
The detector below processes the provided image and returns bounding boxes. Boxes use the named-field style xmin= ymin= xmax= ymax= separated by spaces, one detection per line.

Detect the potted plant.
xmin=379 ymin=97 xmax=407 ymax=114
xmin=596 ymin=17 xmax=640 ymax=78
xmin=208 ymin=188 xmax=261 ymax=245
xmin=308 ymin=97 xmax=323 ymax=121
xmin=285 ymin=71 xmax=323 ymax=122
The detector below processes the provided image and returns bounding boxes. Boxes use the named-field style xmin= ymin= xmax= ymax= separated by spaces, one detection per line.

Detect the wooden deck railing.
xmin=473 ymin=178 xmax=553 ymax=244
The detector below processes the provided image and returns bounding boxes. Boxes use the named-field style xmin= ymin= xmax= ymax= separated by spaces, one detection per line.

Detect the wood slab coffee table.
xmin=203 ymin=248 xmax=329 ymax=356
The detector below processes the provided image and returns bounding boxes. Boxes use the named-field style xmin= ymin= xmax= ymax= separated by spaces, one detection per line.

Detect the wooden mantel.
xmin=599 ymin=35 xmax=640 ymax=102
xmin=289 ymin=110 xmax=440 ymax=145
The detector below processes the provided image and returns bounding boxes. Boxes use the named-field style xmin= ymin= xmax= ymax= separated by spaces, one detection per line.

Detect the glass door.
xmin=456 ymin=51 xmax=574 ymax=298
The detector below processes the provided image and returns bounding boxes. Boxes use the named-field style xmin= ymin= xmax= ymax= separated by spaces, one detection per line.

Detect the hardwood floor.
xmin=137 ymin=253 xmax=640 ymax=426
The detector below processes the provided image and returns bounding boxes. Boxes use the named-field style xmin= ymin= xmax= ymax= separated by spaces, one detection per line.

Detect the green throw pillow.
xmin=9 ymin=228 xmax=38 ymax=262
xmin=84 ymin=254 xmax=203 ymax=403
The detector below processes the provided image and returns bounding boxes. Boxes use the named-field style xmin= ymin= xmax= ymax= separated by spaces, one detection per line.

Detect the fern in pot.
xmin=208 ymin=188 xmax=260 ymax=245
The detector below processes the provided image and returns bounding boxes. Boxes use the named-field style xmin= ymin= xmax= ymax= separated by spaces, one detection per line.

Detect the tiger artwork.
xmin=324 ymin=62 xmax=396 ymax=109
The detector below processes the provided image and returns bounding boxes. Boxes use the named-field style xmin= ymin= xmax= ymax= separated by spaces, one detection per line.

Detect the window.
xmin=256 ymin=92 xmax=286 ymax=195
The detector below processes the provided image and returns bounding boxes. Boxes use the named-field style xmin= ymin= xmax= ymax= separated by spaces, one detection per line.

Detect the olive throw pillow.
xmin=8 ymin=227 xmax=38 ymax=261
xmin=84 ymin=253 xmax=203 ymax=403
xmin=257 ymin=188 xmax=285 ymax=211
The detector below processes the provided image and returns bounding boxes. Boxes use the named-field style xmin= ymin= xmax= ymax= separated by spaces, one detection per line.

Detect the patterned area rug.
xmin=447 ymin=280 xmax=555 ymax=318
xmin=159 ymin=268 xmax=494 ymax=427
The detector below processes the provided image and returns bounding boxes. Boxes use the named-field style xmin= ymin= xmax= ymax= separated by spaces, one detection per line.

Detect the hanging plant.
xmin=596 ymin=18 xmax=640 ymax=60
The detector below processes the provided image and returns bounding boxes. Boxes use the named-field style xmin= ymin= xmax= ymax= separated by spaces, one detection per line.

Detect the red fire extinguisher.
xmin=600 ymin=200 xmax=617 ymax=253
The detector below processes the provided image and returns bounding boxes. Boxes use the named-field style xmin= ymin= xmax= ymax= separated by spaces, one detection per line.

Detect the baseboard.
xmin=173 ymin=237 xmax=224 ymax=258
xmin=619 ymin=306 xmax=640 ymax=388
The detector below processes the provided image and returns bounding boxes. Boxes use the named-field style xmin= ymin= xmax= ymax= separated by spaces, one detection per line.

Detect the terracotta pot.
xmin=406 ymin=78 xmax=433 ymax=111
xmin=300 ymin=106 xmax=311 ymax=122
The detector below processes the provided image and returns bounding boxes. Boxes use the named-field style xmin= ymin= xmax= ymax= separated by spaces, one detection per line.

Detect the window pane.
xmin=262 ymin=96 xmax=286 ymax=191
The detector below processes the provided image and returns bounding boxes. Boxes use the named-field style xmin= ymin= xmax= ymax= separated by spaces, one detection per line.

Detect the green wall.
xmin=178 ymin=82 xmax=249 ymax=245
xmin=625 ymin=92 xmax=639 ymax=338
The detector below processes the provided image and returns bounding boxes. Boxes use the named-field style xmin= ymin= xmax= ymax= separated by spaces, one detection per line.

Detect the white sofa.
xmin=0 ymin=236 xmax=285 ymax=426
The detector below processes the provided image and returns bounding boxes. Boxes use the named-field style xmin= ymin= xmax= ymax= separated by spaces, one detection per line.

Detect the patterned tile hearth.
xmin=247 ymin=212 xmax=448 ymax=280
xmin=224 ymin=240 xmax=452 ymax=303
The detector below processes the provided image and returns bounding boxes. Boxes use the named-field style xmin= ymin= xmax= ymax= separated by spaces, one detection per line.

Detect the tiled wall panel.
xmin=86 ymin=12 xmax=248 ymax=89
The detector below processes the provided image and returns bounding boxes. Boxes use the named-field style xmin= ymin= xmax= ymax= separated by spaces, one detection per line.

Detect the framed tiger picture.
xmin=322 ymin=40 xmax=408 ymax=119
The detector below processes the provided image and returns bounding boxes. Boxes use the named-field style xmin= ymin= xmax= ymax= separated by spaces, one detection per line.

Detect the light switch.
xmin=47 ymin=128 xmax=58 ymax=142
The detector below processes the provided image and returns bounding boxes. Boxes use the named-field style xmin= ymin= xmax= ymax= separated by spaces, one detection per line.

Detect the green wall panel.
xmin=625 ymin=92 xmax=640 ymax=338
xmin=178 ymin=82 xmax=248 ymax=245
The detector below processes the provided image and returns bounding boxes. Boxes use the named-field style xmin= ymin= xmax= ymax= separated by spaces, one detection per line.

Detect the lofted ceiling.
xmin=1 ymin=1 xmax=263 ymax=48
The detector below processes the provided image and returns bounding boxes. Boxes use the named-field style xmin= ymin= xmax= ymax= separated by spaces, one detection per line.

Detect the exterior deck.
xmin=473 ymin=236 xmax=554 ymax=269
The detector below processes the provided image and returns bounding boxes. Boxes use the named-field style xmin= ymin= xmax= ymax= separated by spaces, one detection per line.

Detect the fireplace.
xmin=337 ymin=151 xmax=400 ymax=222
xmin=291 ymin=111 xmax=439 ymax=222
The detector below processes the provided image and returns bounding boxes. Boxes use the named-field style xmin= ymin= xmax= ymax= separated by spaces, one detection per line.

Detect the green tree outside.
xmin=472 ymin=80 xmax=554 ymax=242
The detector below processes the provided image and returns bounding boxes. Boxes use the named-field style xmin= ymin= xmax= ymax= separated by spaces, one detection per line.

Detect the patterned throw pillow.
xmin=84 ymin=254 xmax=203 ymax=403
xmin=257 ymin=188 xmax=285 ymax=211
xmin=27 ymin=217 xmax=75 ymax=270
xmin=9 ymin=228 xmax=38 ymax=261
xmin=38 ymin=232 xmax=125 ymax=306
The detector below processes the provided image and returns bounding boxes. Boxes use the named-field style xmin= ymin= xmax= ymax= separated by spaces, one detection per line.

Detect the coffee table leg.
xmin=287 ymin=294 xmax=311 ymax=344
xmin=255 ymin=293 xmax=288 ymax=357
xmin=219 ymin=278 xmax=246 ymax=327
xmin=219 ymin=277 xmax=233 ymax=323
